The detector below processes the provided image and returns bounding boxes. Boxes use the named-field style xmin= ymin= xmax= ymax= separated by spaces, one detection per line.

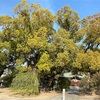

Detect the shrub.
xmin=57 ymin=77 xmax=70 ymax=91
xmin=92 ymin=72 xmax=100 ymax=94
xmin=0 ymin=73 xmax=14 ymax=87
xmin=11 ymin=71 xmax=39 ymax=95
xmin=80 ymin=76 xmax=92 ymax=95
xmin=80 ymin=76 xmax=90 ymax=89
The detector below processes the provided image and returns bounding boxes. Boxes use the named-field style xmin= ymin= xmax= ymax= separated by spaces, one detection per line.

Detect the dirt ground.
xmin=0 ymin=88 xmax=100 ymax=99
xmin=0 ymin=88 xmax=60 ymax=99
xmin=82 ymin=93 xmax=100 ymax=99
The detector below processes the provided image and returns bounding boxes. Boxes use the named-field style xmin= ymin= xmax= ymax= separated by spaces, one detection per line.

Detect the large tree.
xmin=81 ymin=13 xmax=100 ymax=52
xmin=0 ymin=0 xmax=55 ymax=72
xmin=0 ymin=0 xmax=80 ymax=90
xmin=73 ymin=50 xmax=100 ymax=74
xmin=56 ymin=6 xmax=80 ymax=41
xmin=0 ymin=0 xmax=100 ymax=92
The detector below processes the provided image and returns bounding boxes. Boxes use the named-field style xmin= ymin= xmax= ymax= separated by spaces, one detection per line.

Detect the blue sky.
xmin=0 ymin=0 xmax=100 ymax=19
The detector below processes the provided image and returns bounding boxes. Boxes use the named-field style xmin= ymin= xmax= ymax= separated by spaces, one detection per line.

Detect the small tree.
xmin=57 ymin=77 xmax=70 ymax=91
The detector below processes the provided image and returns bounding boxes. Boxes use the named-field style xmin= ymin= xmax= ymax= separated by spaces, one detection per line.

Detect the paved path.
xmin=51 ymin=93 xmax=100 ymax=100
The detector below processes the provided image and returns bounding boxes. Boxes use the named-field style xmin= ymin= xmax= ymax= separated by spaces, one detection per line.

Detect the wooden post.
xmin=62 ymin=89 xmax=65 ymax=100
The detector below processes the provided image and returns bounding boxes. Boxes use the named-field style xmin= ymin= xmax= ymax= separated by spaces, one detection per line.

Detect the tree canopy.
xmin=0 ymin=0 xmax=100 ymax=92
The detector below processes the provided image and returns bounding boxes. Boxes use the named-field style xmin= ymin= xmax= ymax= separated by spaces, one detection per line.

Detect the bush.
xmin=80 ymin=77 xmax=90 ymax=89
xmin=92 ymin=72 xmax=100 ymax=94
xmin=80 ymin=76 xmax=92 ymax=95
xmin=0 ymin=74 xmax=14 ymax=87
xmin=11 ymin=71 xmax=39 ymax=95
xmin=57 ymin=77 xmax=70 ymax=91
